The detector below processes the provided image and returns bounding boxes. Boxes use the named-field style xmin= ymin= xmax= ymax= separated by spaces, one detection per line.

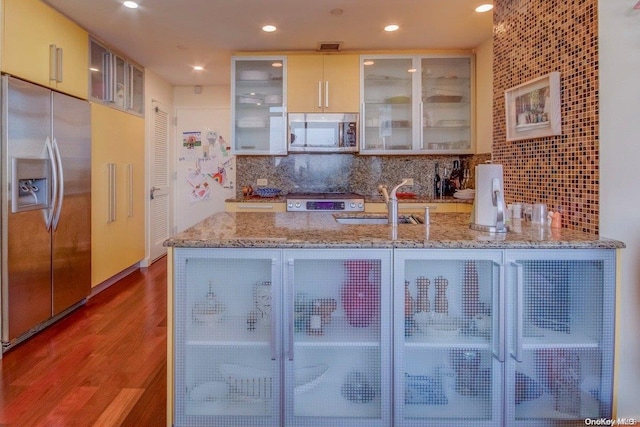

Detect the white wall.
xmin=598 ymin=0 xmax=640 ymax=417
xmin=172 ymin=85 xmax=233 ymax=231
xmin=474 ymin=37 xmax=494 ymax=155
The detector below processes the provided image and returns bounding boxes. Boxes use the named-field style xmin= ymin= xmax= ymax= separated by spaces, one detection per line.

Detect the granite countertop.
xmin=164 ymin=212 xmax=625 ymax=250
xmin=225 ymin=195 xmax=472 ymax=204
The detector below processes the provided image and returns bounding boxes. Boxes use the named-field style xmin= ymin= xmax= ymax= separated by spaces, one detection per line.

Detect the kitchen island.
xmin=165 ymin=212 xmax=623 ymax=427
xmin=164 ymin=211 xmax=623 ymax=249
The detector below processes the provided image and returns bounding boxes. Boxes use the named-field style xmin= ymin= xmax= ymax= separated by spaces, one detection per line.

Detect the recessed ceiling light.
xmin=408 ymin=68 xmax=417 ymax=73
xmin=330 ymin=8 xmax=344 ymax=16
xmin=262 ymin=25 xmax=277 ymax=32
xmin=89 ymin=67 xmax=100 ymax=72
xmin=193 ymin=66 xmax=204 ymax=71
xmin=384 ymin=24 xmax=399 ymax=32
xmin=475 ymin=4 xmax=494 ymax=12
xmin=363 ymin=60 xmax=375 ymax=66
xmin=272 ymin=62 xmax=283 ymax=68
xmin=123 ymin=1 xmax=139 ymax=9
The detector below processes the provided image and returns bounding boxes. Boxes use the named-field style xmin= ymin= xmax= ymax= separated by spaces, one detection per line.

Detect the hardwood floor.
xmin=0 ymin=257 xmax=168 ymax=427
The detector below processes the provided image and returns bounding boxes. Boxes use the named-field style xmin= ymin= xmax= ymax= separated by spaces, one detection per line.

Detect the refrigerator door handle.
xmin=45 ymin=137 xmax=57 ymax=231
xmin=51 ymin=138 xmax=64 ymax=230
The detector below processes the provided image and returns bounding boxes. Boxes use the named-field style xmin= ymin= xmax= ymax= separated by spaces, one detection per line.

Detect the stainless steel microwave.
xmin=288 ymin=113 xmax=358 ymax=153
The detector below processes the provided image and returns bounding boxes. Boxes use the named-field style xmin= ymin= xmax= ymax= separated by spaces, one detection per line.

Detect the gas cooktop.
xmin=286 ymin=192 xmax=365 ymax=212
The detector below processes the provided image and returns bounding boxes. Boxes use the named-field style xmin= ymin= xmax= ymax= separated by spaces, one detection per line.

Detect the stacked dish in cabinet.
xmin=421 ymin=57 xmax=472 ymax=152
xmin=361 ymin=57 xmax=415 ymax=152
xmin=231 ymin=57 xmax=287 ymax=155
xmin=359 ymin=54 xmax=474 ymax=155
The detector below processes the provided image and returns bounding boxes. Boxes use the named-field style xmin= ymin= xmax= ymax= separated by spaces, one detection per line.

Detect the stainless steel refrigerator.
xmin=1 ymin=75 xmax=91 ymax=350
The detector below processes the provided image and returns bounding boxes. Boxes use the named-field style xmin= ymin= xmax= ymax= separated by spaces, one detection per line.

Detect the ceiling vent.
xmin=317 ymin=41 xmax=343 ymax=52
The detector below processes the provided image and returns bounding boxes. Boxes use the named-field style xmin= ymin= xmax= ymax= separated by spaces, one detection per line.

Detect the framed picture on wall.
xmin=505 ymin=72 xmax=561 ymax=141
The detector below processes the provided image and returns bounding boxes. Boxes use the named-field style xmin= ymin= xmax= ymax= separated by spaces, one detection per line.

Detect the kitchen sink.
xmin=333 ymin=214 xmax=423 ymax=225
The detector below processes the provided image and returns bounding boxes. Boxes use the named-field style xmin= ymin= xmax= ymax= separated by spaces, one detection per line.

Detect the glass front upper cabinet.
xmin=89 ymin=38 xmax=144 ymax=116
xmin=360 ymin=55 xmax=473 ymax=155
xmin=231 ymin=57 xmax=287 ymax=155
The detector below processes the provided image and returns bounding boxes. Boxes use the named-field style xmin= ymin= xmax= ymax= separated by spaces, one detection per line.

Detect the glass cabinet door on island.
xmin=173 ymin=248 xmax=283 ymax=427
xmin=504 ymin=250 xmax=615 ymax=427
xmin=231 ymin=56 xmax=287 ymax=155
xmin=394 ymin=250 xmax=504 ymax=427
xmin=283 ymin=249 xmax=393 ymax=427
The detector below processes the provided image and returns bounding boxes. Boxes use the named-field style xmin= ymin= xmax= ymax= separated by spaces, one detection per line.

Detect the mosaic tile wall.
xmin=492 ymin=0 xmax=599 ymax=234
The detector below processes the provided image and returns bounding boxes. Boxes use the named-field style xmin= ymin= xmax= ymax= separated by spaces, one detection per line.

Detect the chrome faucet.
xmin=379 ymin=179 xmax=409 ymax=226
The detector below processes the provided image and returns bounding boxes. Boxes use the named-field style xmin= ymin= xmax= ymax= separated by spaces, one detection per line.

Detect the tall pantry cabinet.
xmin=2 ymin=0 xmax=89 ymax=99
xmin=91 ymin=103 xmax=145 ymax=287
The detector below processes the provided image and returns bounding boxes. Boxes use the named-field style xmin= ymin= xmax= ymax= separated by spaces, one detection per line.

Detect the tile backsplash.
xmin=492 ymin=0 xmax=599 ymax=234
xmin=236 ymin=154 xmax=490 ymax=198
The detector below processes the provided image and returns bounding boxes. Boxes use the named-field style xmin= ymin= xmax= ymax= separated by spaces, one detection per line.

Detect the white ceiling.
xmin=43 ymin=0 xmax=493 ymax=87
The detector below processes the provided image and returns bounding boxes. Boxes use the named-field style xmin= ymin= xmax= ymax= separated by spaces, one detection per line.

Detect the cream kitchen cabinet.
xmin=225 ymin=201 xmax=286 ymax=212
xmin=2 ymin=0 xmax=89 ymax=99
xmin=364 ymin=202 xmax=471 ymax=214
xmin=360 ymin=54 xmax=473 ymax=155
xmin=90 ymin=38 xmax=144 ymax=116
xmin=232 ymin=56 xmax=287 ymax=155
xmin=91 ymin=103 xmax=145 ymax=287
xmin=287 ymin=54 xmax=360 ymax=113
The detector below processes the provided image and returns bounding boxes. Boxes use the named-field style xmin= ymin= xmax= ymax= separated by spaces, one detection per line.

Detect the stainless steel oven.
xmin=286 ymin=192 xmax=365 ymax=212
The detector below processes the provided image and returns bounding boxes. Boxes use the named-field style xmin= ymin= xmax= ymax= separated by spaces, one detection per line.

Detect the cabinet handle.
xmin=127 ymin=64 xmax=134 ymax=110
xmin=49 ymin=45 xmax=58 ymax=82
xmin=496 ymin=263 xmax=505 ymax=362
xmin=107 ymin=53 xmax=115 ymax=103
xmin=238 ymin=204 xmax=274 ymax=210
xmin=127 ymin=164 xmax=133 ymax=217
xmin=56 ymin=47 xmax=63 ymax=83
xmin=325 ymin=81 xmax=329 ymax=109
xmin=270 ymin=258 xmax=278 ymax=361
xmin=107 ymin=163 xmax=117 ymax=223
xmin=513 ymin=262 xmax=524 ymax=362
xmin=287 ymin=259 xmax=295 ymax=361
xmin=317 ymin=81 xmax=322 ymax=109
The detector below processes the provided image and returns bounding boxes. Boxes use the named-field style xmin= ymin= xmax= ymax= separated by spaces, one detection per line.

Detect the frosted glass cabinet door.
xmin=231 ymin=56 xmax=287 ymax=155
xmin=283 ymin=249 xmax=392 ymax=427
xmin=504 ymin=250 xmax=615 ymax=427
xmin=173 ymin=248 xmax=282 ymax=427
xmin=394 ymin=250 xmax=504 ymax=427
xmin=421 ymin=56 xmax=472 ymax=153
xmin=360 ymin=56 xmax=417 ymax=153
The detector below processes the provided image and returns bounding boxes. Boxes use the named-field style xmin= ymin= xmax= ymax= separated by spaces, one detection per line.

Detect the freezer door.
xmin=2 ymin=76 xmax=53 ymax=344
xmin=51 ymin=91 xmax=91 ymax=315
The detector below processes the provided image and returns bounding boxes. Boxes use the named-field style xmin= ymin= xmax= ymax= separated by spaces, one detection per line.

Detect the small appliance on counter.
xmin=469 ymin=163 xmax=507 ymax=233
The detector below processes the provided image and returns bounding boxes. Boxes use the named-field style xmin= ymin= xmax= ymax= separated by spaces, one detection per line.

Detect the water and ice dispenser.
xmin=11 ymin=158 xmax=50 ymax=213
